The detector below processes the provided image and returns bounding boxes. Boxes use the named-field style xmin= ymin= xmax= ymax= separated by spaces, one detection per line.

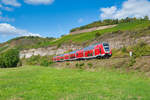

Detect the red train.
xmin=53 ymin=42 xmax=112 ymax=62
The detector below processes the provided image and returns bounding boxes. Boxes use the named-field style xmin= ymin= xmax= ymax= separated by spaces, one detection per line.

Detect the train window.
xmin=76 ymin=53 xmax=78 ymax=56
xmin=99 ymin=47 xmax=101 ymax=53
xmin=103 ymin=43 xmax=109 ymax=46
xmin=105 ymin=47 xmax=110 ymax=51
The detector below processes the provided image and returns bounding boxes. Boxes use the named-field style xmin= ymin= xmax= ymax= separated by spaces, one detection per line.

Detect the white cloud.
xmin=24 ymin=0 xmax=54 ymax=5
xmin=0 ymin=23 xmax=41 ymax=37
xmin=78 ymin=18 xmax=84 ymax=23
xmin=0 ymin=4 xmax=13 ymax=11
xmin=1 ymin=0 xmax=21 ymax=7
xmin=100 ymin=0 xmax=150 ymax=19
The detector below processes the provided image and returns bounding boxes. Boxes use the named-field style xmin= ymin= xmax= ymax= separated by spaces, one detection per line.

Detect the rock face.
xmin=20 ymin=30 xmax=150 ymax=59
xmin=20 ymin=45 xmax=82 ymax=59
xmin=92 ymin=31 xmax=150 ymax=49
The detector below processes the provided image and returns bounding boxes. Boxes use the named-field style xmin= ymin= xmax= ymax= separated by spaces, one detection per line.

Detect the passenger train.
xmin=53 ymin=42 xmax=112 ymax=62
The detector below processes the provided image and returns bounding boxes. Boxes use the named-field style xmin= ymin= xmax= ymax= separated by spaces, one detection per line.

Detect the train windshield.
xmin=103 ymin=43 xmax=110 ymax=51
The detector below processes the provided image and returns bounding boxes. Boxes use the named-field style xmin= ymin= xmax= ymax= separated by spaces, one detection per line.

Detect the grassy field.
xmin=0 ymin=66 xmax=150 ymax=100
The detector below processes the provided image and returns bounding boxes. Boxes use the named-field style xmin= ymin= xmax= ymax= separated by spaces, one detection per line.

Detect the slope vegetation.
xmin=0 ymin=36 xmax=55 ymax=53
xmin=49 ymin=20 xmax=150 ymax=46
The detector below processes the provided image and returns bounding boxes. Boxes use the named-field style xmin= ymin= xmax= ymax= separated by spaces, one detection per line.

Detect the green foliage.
xmin=79 ymin=63 xmax=85 ymax=67
xmin=121 ymin=46 xmax=127 ymax=53
xmin=144 ymin=16 xmax=149 ymax=21
xmin=95 ymin=32 xmax=101 ymax=37
xmin=0 ymin=49 xmax=20 ymax=68
xmin=0 ymin=45 xmax=9 ymax=53
xmin=25 ymin=55 xmax=53 ymax=66
xmin=57 ymin=43 xmax=62 ymax=48
xmin=132 ymin=41 xmax=150 ymax=57
xmin=75 ymin=63 xmax=79 ymax=67
xmin=87 ymin=63 xmax=93 ymax=68
xmin=75 ymin=63 xmax=84 ymax=69
xmin=148 ymin=25 xmax=150 ymax=30
xmin=66 ymin=62 xmax=70 ymax=66
xmin=128 ymin=56 xmax=136 ymax=67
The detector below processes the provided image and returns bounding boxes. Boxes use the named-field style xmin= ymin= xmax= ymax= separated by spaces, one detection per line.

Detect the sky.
xmin=0 ymin=0 xmax=150 ymax=43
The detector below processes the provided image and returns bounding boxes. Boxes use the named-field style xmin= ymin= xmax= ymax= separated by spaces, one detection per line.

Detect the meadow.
xmin=0 ymin=66 xmax=150 ymax=100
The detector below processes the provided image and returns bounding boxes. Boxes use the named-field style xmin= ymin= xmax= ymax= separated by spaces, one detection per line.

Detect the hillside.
xmin=0 ymin=36 xmax=55 ymax=53
xmin=49 ymin=20 xmax=150 ymax=47
xmin=1 ymin=19 xmax=150 ymax=58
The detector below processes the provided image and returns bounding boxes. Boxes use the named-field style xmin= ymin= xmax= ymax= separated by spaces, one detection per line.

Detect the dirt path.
xmin=70 ymin=24 xmax=117 ymax=35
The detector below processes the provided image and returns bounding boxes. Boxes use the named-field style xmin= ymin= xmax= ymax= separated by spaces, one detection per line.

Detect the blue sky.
xmin=0 ymin=0 xmax=150 ymax=43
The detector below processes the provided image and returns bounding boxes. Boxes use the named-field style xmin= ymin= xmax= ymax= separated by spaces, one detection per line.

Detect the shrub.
xmin=66 ymin=63 xmax=70 ymax=66
xmin=121 ymin=46 xmax=127 ymax=53
xmin=26 ymin=55 xmax=40 ymax=65
xmin=0 ymin=49 xmax=20 ymax=68
xmin=147 ymin=25 xmax=150 ymax=30
xmin=128 ymin=56 xmax=136 ymax=67
xmin=132 ymin=41 xmax=150 ymax=57
xmin=79 ymin=63 xmax=85 ymax=69
xmin=87 ymin=63 xmax=93 ymax=68
xmin=95 ymin=32 xmax=101 ymax=37
xmin=80 ymin=63 xmax=84 ymax=66
xmin=57 ymin=43 xmax=62 ymax=48
xmin=75 ymin=63 xmax=79 ymax=68
xmin=25 ymin=55 xmax=53 ymax=67
xmin=40 ymin=58 xmax=49 ymax=67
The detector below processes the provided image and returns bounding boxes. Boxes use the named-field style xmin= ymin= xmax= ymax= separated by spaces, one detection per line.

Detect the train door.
xmin=94 ymin=47 xmax=100 ymax=56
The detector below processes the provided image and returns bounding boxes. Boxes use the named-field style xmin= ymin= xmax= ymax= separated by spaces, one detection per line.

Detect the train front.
xmin=103 ymin=43 xmax=112 ymax=58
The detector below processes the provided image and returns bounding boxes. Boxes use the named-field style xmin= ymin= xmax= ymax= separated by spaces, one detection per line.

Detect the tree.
xmin=0 ymin=49 xmax=20 ymax=68
xmin=144 ymin=16 xmax=149 ymax=20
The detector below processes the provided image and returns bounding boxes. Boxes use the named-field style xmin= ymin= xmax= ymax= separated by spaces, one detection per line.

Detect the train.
xmin=53 ymin=42 xmax=112 ymax=62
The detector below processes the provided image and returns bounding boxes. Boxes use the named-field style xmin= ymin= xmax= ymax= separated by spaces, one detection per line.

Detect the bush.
xmin=0 ymin=49 xmax=20 ymax=68
xmin=75 ymin=63 xmax=79 ymax=68
xmin=26 ymin=55 xmax=40 ymax=65
xmin=95 ymin=32 xmax=101 ymax=37
xmin=128 ymin=56 xmax=136 ymax=67
xmin=147 ymin=25 xmax=150 ymax=30
xmin=87 ymin=63 xmax=93 ymax=68
xmin=25 ymin=55 xmax=53 ymax=66
xmin=66 ymin=63 xmax=70 ymax=66
xmin=121 ymin=46 xmax=127 ymax=53
xmin=79 ymin=63 xmax=84 ymax=67
xmin=132 ymin=41 xmax=150 ymax=57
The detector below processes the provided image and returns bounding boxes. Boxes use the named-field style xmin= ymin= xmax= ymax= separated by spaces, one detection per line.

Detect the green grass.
xmin=50 ymin=20 xmax=150 ymax=46
xmin=0 ymin=66 xmax=150 ymax=100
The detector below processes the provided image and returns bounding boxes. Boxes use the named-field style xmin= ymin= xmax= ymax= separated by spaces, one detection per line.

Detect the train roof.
xmin=83 ymin=45 xmax=95 ymax=51
xmin=69 ymin=51 xmax=76 ymax=54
